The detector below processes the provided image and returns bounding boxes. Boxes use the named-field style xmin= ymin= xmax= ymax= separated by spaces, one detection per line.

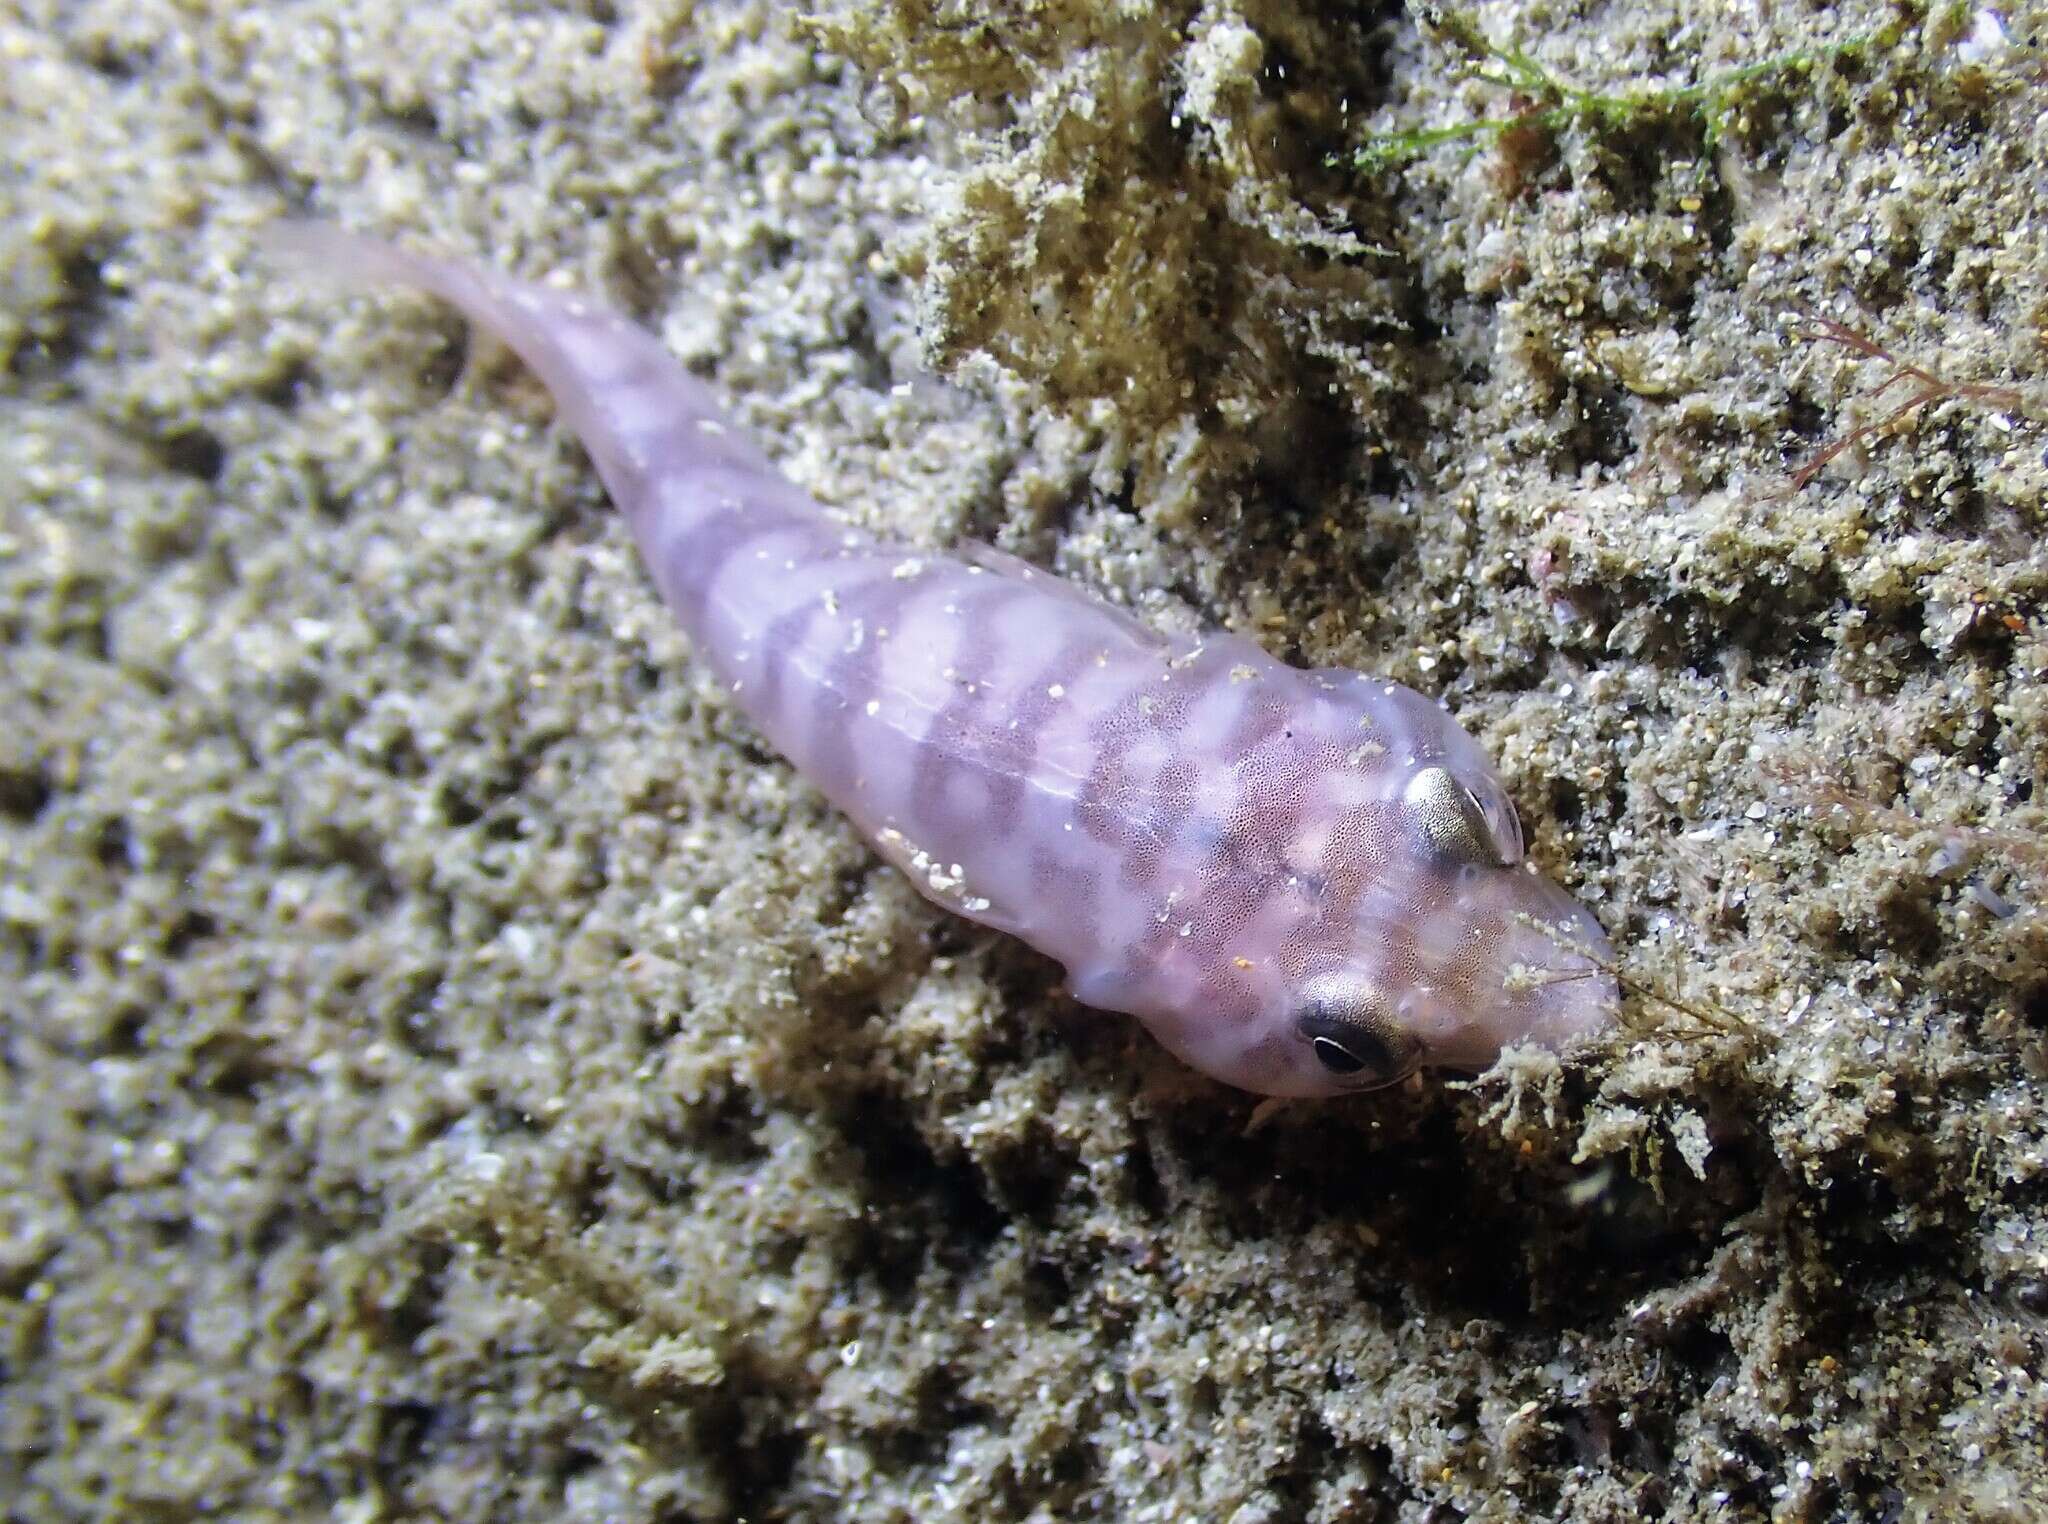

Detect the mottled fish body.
xmin=282 ymin=230 xmax=1617 ymax=1097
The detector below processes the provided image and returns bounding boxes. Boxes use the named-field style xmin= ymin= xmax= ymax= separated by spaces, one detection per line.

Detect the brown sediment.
xmin=6 ymin=0 xmax=2048 ymax=1519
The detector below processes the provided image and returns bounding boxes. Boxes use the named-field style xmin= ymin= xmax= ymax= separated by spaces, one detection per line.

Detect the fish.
xmin=273 ymin=227 xmax=1618 ymax=1098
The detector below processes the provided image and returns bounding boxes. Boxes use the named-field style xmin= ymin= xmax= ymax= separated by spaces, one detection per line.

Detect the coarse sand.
xmin=5 ymin=1 xmax=2048 ymax=1518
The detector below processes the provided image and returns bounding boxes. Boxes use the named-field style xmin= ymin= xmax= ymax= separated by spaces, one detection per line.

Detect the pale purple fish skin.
xmin=287 ymin=229 xmax=1618 ymax=1098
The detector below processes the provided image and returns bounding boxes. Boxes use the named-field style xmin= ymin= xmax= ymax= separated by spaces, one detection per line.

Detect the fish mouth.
xmin=1410 ymin=870 xmax=1619 ymax=1071
xmin=1497 ymin=881 xmax=1620 ymax=1052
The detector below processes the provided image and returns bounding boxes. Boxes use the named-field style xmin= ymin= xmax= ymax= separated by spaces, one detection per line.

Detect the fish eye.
xmin=1309 ymin=1030 xmax=1388 ymax=1077
xmin=1294 ymin=975 xmax=1417 ymax=1087
xmin=1403 ymin=765 xmax=1520 ymax=867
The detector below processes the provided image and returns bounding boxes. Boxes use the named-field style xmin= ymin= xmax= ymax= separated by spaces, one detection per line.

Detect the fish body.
xmin=283 ymin=230 xmax=1617 ymax=1097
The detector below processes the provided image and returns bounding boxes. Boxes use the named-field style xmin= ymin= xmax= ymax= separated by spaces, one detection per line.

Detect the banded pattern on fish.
xmin=278 ymin=229 xmax=1617 ymax=1097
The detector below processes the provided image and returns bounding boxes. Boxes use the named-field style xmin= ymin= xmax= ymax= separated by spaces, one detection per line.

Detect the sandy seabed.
xmin=5 ymin=1 xmax=2048 ymax=1519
